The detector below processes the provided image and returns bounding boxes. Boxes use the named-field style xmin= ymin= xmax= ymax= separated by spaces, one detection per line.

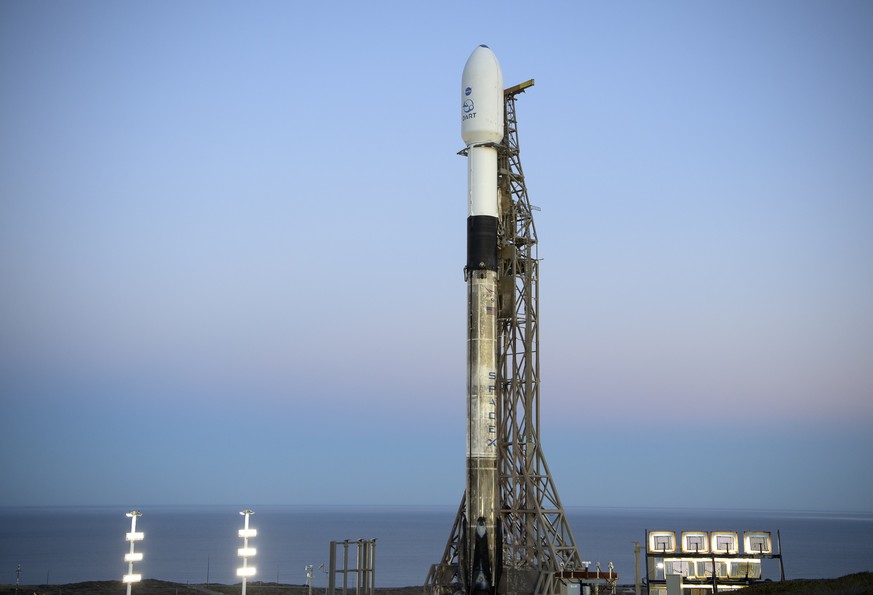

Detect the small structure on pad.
xmin=327 ymin=539 xmax=377 ymax=595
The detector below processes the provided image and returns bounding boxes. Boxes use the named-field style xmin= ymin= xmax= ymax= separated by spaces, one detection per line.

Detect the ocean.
xmin=1 ymin=506 xmax=871 ymax=587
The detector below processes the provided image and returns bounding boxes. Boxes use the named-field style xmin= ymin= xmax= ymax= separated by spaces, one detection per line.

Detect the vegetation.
xmin=741 ymin=572 xmax=873 ymax=594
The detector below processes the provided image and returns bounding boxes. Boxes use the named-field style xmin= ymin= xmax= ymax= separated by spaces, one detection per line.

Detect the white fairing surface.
xmin=461 ymin=45 xmax=504 ymax=147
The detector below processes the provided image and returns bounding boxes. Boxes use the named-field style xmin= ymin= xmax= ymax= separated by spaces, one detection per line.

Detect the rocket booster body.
xmin=461 ymin=45 xmax=503 ymax=595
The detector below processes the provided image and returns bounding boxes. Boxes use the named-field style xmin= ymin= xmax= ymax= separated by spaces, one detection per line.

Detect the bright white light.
xmin=124 ymin=553 xmax=144 ymax=562
xmin=123 ymin=574 xmax=142 ymax=583
xmin=238 ymin=547 xmax=257 ymax=557
xmin=711 ymin=532 xmax=739 ymax=554
xmin=238 ymin=529 xmax=257 ymax=538
xmin=744 ymin=531 xmax=773 ymax=554
xmin=126 ymin=532 xmax=145 ymax=541
xmin=237 ymin=567 xmax=257 ymax=577
xmin=648 ymin=531 xmax=676 ymax=553
xmin=681 ymin=531 xmax=710 ymax=554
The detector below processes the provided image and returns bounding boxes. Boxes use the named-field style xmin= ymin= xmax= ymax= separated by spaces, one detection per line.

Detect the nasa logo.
xmin=465 ymin=87 xmax=472 ymax=97
xmin=463 ymin=99 xmax=474 ymax=113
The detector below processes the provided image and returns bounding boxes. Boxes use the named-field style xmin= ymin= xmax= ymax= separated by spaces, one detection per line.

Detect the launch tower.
xmin=425 ymin=76 xmax=586 ymax=595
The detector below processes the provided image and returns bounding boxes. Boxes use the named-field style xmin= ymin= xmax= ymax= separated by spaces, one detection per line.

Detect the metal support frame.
xmin=426 ymin=83 xmax=584 ymax=595
xmin=328 ymin=539 xmax=377 ymax=595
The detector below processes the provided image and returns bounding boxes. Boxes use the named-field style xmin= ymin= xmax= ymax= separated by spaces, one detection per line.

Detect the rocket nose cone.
xmin=463 ymin=45 xmax=501 ymax=78
xmin=461 ymin=45 xmax=504 ymax=145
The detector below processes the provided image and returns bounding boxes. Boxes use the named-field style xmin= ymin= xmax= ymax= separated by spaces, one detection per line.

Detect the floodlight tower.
xmin=122 ymin=510 xmax=144 ymax=595
xmin=237 ymin=509 xmax=257 ymax=595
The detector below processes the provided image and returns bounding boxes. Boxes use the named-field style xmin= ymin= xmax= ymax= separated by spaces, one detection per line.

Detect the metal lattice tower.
xmin=496 ymin=82 xmax=583 ymax=595
xmin=426 ymin=83 xmax=583 ymax=595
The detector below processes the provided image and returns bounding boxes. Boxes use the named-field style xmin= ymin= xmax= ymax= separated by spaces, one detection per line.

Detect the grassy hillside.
xmin=741 ymin=572 xmax=873 ymax=594
xmin=3 ymin=574 xmax=873 ymax=595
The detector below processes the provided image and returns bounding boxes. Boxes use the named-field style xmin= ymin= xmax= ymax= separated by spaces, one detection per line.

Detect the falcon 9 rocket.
xmin=461 ymin=44 xmax=503 ymax=595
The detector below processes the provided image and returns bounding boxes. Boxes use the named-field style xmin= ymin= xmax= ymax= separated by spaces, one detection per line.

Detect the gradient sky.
xmin=1 ymin=1 xmax=871 ymax=512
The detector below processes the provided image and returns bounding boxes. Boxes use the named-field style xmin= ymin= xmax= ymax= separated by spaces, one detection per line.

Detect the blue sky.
xmin=1 ymin=1 xmax=871 ymax=512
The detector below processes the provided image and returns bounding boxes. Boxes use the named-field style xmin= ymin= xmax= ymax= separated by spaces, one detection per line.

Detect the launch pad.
xmin=425 ymin=48 xmax=615 ymax=595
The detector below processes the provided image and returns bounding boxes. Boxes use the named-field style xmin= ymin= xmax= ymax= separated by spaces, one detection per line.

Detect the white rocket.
xmin=461 ymin=44 xmax=503 ymax=595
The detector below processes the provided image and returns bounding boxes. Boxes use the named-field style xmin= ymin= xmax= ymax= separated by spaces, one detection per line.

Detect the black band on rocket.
xmin=467 ymin=216 xmax=498 ymax=272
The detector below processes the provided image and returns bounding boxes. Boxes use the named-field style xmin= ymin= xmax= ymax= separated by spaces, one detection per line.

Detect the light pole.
xmin=122 ymin=511 xmax=144 ymax=595
xmin=306 ymin=564 xmax=314 ymax=595
xmin=237 ymin=509 xmax=257 ymax=595
xmin=632 ymin=541 xmax=641 ymax=595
